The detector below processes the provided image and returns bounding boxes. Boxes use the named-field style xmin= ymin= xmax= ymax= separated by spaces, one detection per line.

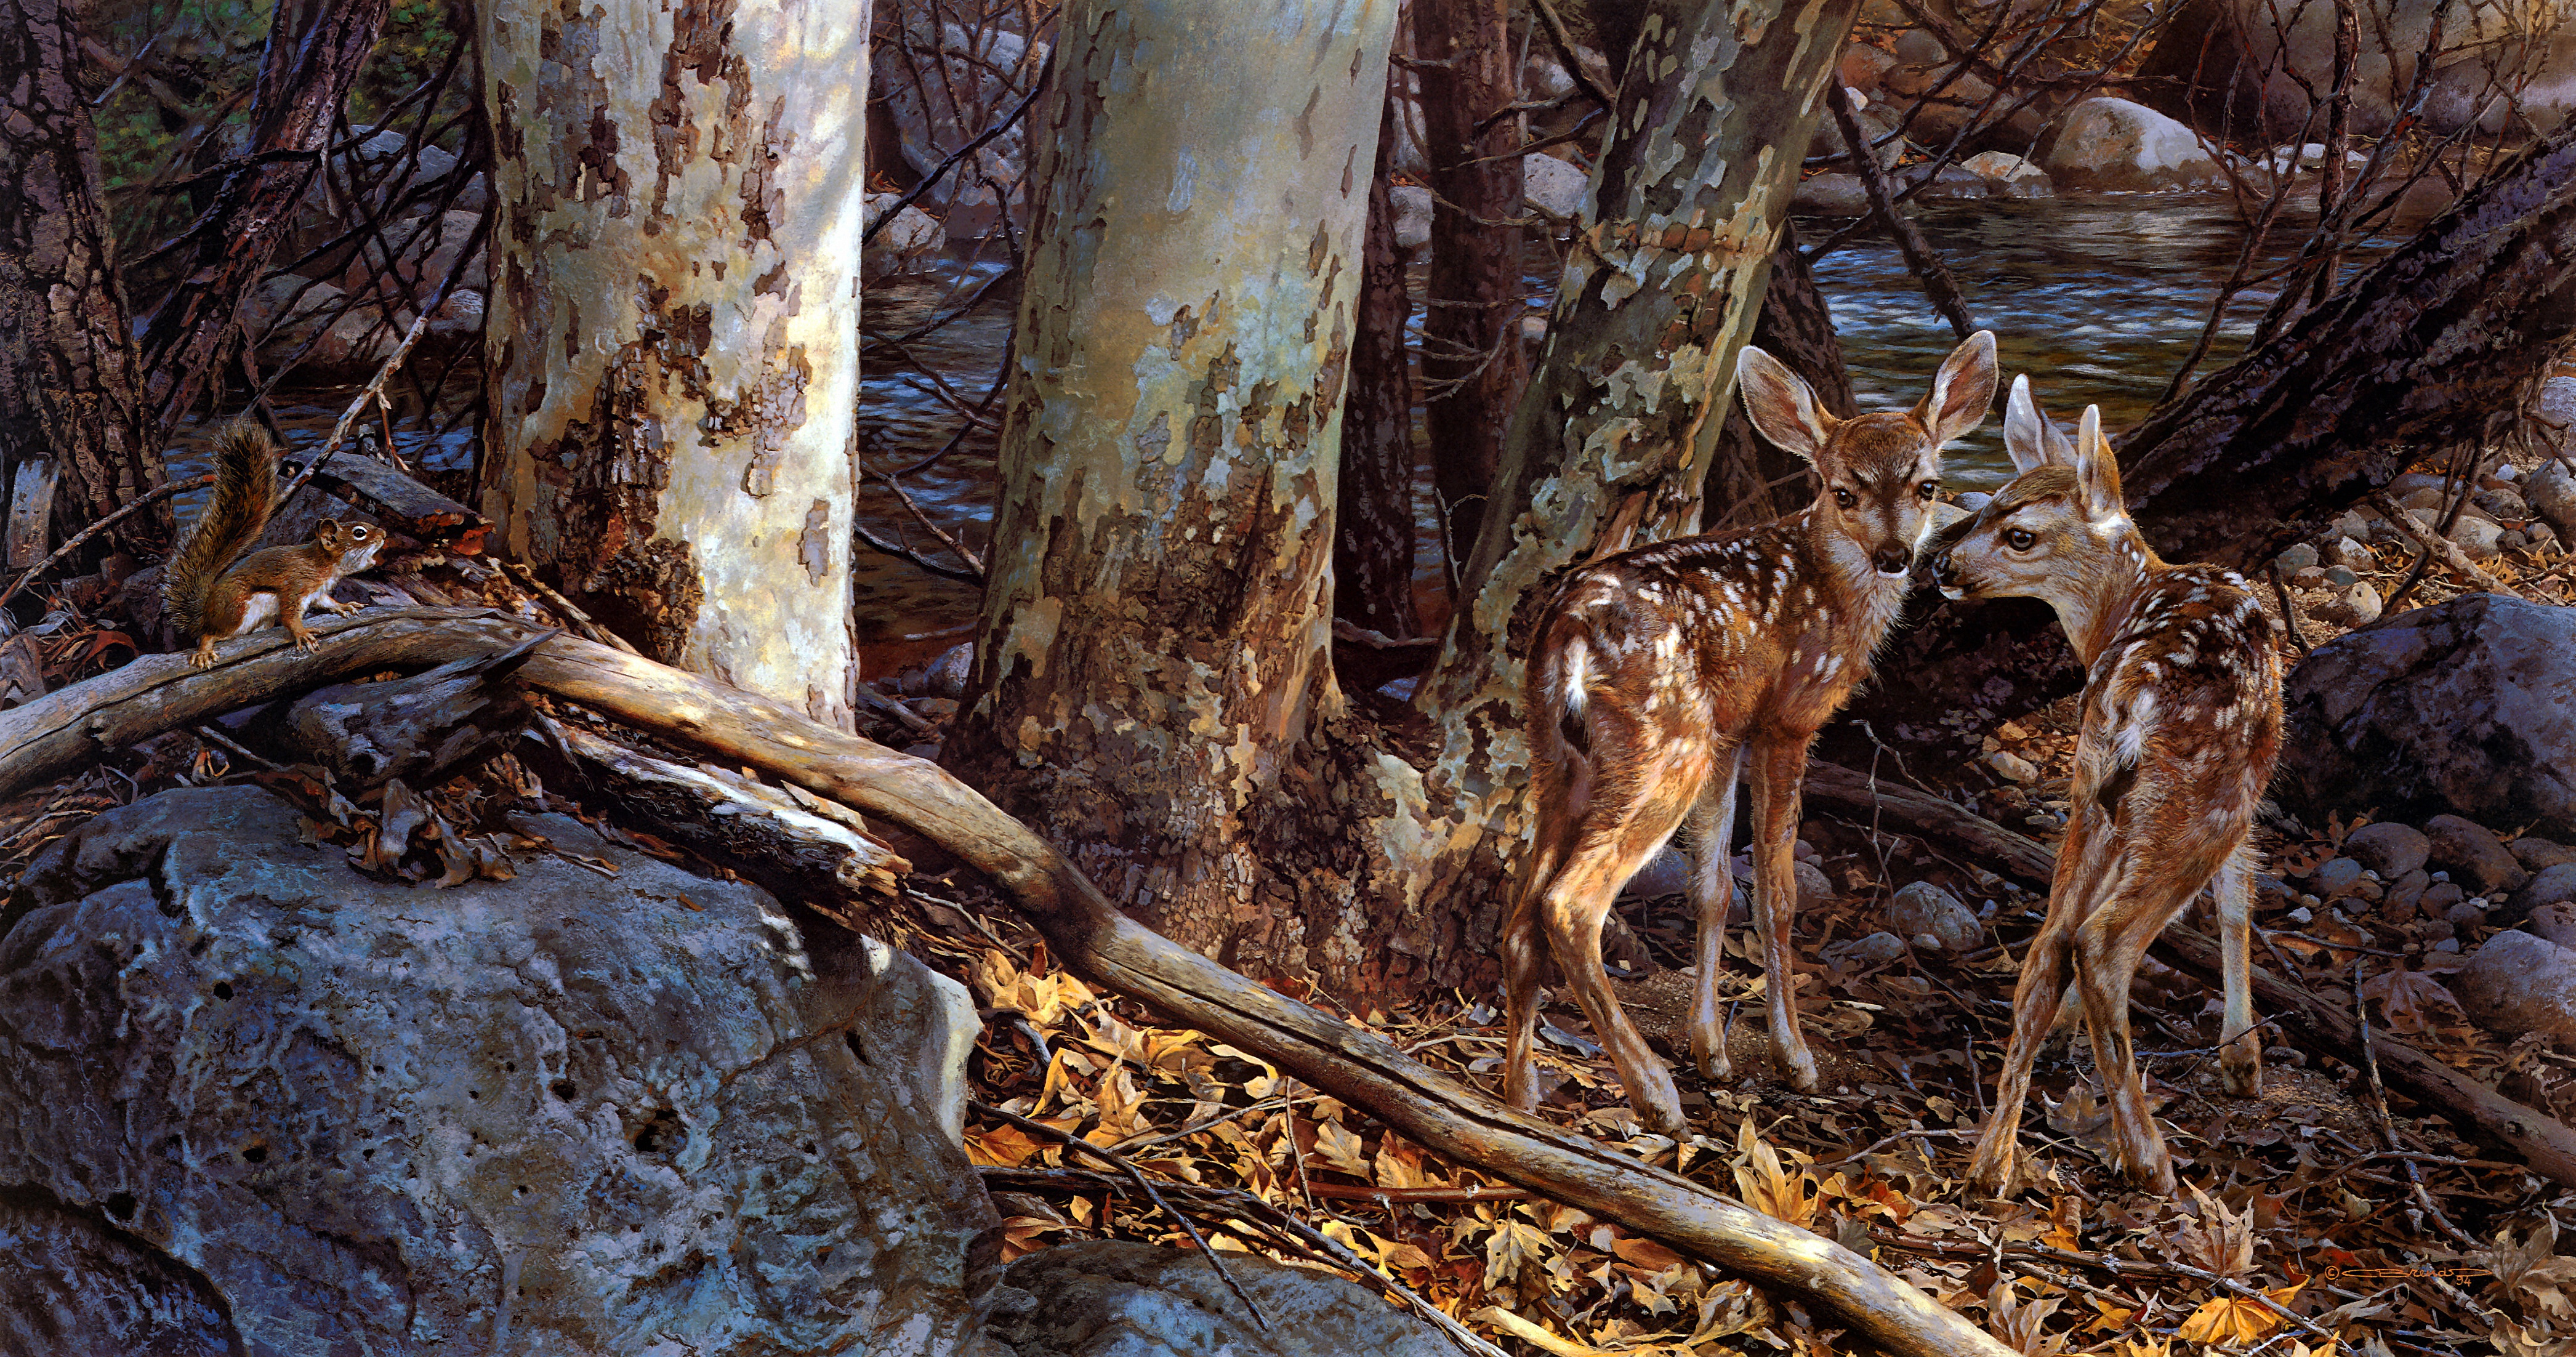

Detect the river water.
xmin=219 ymin=193 xmax=2404 ymax=678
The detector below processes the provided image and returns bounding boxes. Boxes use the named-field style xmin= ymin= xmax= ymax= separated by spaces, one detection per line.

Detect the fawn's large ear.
xmin=2074 ymin=405 xmax=2127 ymax=521
xmin=1737 ymin=345 xmax=1836 ymax=465
xmin=1916 ymin=329 xmax=1998 ymax=448
xmin=2002 ymin=374 xmax=2076 ymax=473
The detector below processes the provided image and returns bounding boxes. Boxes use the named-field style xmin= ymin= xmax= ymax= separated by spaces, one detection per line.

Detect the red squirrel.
xmin=161 ymin=423 xmax=384 ymax=668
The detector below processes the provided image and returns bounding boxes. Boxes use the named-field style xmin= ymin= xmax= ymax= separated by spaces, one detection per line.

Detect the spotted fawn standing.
xmin=1500 ymin=331 xmax=1998 ymax=1137
xmin=1931 ymin=378 xmax=2282 ymax=1194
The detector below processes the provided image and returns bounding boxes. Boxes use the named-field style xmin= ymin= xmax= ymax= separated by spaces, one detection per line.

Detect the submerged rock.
xmin=2039 ymin=98 xmax=2224 ymax=191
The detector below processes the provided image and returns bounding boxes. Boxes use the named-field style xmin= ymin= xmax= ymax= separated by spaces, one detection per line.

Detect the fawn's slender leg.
xmin=2213 ymin=853 xmax=2263 ymax=1095
xmin=1746 ymin=734 xmax=1820 ymax=1092
xmin=1965 ymin=812 xmax=2101 ymax=1191
xmin=1503 ymin=778 xmax=1582 ymax=1113
xmin=1537 ymin=749 xmax=1710 ymax=1137
xmin=1686 ymin=743 xmax=1748 ymax=1082
xmin=2073 ymin=866 xmax=2204 ymax=1194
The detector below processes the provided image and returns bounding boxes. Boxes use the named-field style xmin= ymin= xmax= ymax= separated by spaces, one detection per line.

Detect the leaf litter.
xmin=880 ymin=811 xmax=2576 ymax=1357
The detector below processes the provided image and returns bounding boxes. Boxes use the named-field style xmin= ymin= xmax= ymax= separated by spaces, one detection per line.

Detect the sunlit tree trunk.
xmin=479 ymin=0 xmax=869 ymax=728
xmin=952 ymin=0 xmax=1859 ymax=1000
xmin=942 ymin=0 xmax=1399 ymax=985
xmin=0 ymin=0 xmax=156 ymax=548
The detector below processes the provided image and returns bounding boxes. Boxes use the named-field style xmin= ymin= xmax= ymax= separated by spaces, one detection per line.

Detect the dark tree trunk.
xmin=0 ymin=0 xmax=156 ymax=547
xmin=1837 ymin=124 xmax=2576 ymax=770
xmin=133 ymin=0 xmax=393 ymax=441
xmin=1585 ymin=0 xmax=1650 ymax=76
xmin=1412 ymin=0 xmax=1526 ymax=570
xmin=1703 ymin=221 xmax=1852 ymax=531
xmin=1335 ymin=86 xmax=1420 ymax=640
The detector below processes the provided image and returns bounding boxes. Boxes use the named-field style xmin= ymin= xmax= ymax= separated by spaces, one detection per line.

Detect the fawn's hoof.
xmin=2117 ymin=1152 xmax=2178 ymax=1196
xmin=1693 ymin=1041 xmax=1732 ymax=1084
xmin=2219 ymin=1049 xmax=2264 ymax=1097
xmin=1774 ymin=1044 xmax=1820 ymax=1093
xmin=1964 ymin=1138 xmax=2018 ymax=1196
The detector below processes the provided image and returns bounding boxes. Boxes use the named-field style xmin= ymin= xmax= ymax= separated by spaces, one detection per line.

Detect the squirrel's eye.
xmin=1832 ymin=488 xmax=1856 ymax=509
xmin=2005 ymin=528 xmax=2037 ymax=550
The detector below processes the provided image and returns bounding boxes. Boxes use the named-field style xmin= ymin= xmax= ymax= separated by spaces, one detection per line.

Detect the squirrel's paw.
xmin=328 ymin=599 xmax=364 ymax=618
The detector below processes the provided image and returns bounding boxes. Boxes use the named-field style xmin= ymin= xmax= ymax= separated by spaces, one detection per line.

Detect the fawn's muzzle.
xmin=1872 ymin=545 xmax=1912 ymax=576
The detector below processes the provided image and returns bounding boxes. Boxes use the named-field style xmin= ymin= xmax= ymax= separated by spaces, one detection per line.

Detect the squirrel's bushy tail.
xmin=163 ymin=422 xmax=278 ymax=637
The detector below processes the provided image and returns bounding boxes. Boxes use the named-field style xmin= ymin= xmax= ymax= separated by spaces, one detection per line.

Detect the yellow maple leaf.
xmin=1732 ymin=1116 xmax=1819 ymax=1229
xmin=1314 ymin=1117 xmax=1371 ymax=1176
xmin=2175 ymin=1284 xmax=2301 ymax=1346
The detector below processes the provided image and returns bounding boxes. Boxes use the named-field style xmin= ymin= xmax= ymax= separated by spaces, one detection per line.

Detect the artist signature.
xmin=2318 ymin=1265 xmax=2492 ymax=1282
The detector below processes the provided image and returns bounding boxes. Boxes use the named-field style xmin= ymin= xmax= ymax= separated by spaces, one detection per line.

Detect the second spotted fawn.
xmin=1502 ymin=331 xmax=1997 ymax=1137
xmin=1931 ymin=379 xmax=2282 ymax=1194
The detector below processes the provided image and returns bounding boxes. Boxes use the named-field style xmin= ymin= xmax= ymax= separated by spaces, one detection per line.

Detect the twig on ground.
xmin=2355 ymin=958 xmax=2484 ymax=1254
xmin=970 ymin=1099 xmax=1273 ymax=1331
xmin=2366 ymin=491 xmax=2511 ymax=595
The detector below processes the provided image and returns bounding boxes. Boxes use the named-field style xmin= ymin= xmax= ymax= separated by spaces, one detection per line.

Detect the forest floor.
xmin=6 ymin=457 xmax=2574 ymax=1356
xmin=866 ymin=484 xmax=2576 ymax=1357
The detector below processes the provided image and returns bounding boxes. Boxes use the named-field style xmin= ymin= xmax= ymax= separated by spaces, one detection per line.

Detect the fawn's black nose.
xmin=1873 ymin=545 xmax=1912 ymax=576
xmin=1930 ymin=550 xmax=1955 ymax=584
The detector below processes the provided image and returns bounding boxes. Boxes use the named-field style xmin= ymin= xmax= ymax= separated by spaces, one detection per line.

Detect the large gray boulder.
xmin=2276 ymin=594 xmax=2576 ymax=837
xmin=0 ymin=786 xmax=1006 ymax=1356
xmin=2039 ymin=98 xmax=2225 ymax=192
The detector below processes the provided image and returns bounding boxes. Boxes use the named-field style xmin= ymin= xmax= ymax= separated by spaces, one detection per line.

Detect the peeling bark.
xmin=951 ymin=0 xmax=1859 ymax=1001
xmin=479 ymin=0 xmax=870 ymax=730
xmin=0 ymin=0 xmax=156 ymax=547
xmin=942 ymin=0 xmax=1399 ymax=987
xmin=1390 ymin=0 xmax=1864 ymax=985
xmin=1413 ymin=0 xmax=1528 ymax=566
xmin=1335 ymin=86 xmax=1421 ymax=639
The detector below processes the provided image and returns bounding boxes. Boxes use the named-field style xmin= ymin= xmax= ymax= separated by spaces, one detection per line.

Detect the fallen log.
xmin=6 ymin=609 xmax=2015 ymax=1357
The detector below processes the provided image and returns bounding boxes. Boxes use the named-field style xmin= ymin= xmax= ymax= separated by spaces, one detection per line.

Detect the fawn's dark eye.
xmin=2004 ymin=527 xmax=2037 ymax=550
xmin=1917 ymin=480 xmax=1939 ymax=501
xmin=1832 ymin=488 xmax=1856 ymax=509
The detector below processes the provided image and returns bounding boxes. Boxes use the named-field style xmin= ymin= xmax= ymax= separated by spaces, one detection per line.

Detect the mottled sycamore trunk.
xmin=1383 ymin=0 xmax=1861 ymax=980
xmin=953 ymin=0 xmax=1856 ymax=1000
xmin=135 ymin=0 xmax=392 ymax=441
xmin=942 ymin=1 xmax=1398 ymax=986
xmin=1413 ymin=0 xmax=1527 ymax=565
xmin=480 ymin=0 xmax=869 ymax=729
xmin=1840 ymin=121 xmax=2576 ymax=770
xmin=0 ymin=0 xmax=155 ymax=545
xmin=1335 ymin=89 xmax=1420 ymax=638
